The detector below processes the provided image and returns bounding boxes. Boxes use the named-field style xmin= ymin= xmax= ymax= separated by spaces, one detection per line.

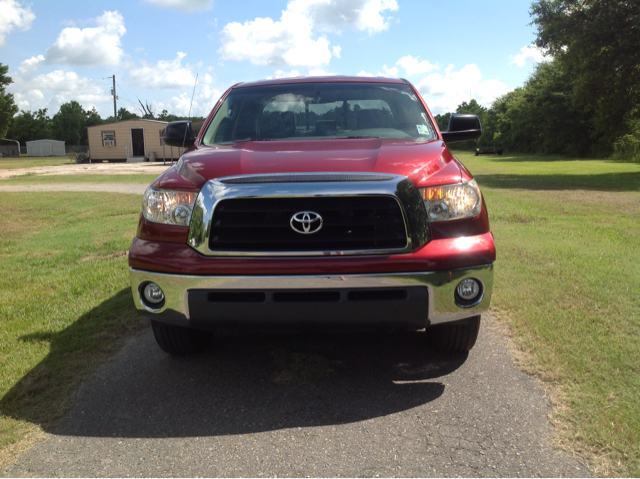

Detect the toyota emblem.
xmin=290 ymin=211 xmax=323 ymax=234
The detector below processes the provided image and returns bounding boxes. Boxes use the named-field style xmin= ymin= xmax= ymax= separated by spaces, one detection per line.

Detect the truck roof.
xmin=234 ymin=75 xmax=407 ymax=89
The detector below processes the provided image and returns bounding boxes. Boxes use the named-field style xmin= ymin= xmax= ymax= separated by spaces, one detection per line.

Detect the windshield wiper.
xmin=335 ymin=135 xmax=380 ymax=139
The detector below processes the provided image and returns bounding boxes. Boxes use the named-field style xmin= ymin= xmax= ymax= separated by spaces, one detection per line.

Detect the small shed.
xmin=88 ymin=119 xmax=177 ymax=163
xmin=26 ymin=139 xmax=66 ymax=157
xmin=0 ymin=139 xmax=20 ymax=157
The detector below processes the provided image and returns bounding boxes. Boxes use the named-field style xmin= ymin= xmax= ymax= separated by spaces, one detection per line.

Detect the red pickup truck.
xmin=128 ymin=76 xmax=495 ymax=355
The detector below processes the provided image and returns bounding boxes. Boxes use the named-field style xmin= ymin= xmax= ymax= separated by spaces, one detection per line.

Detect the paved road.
xmin=2 ymin=314 xmax=590 ymax=477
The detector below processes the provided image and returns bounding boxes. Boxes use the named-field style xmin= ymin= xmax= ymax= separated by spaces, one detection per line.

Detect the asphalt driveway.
xmin=2 ymin=314 xmax=590 ymax=477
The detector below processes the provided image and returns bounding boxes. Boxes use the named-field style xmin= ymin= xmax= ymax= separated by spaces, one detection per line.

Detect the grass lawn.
xmin=1 ymin=174 xmax=161 ymax=185
xmin=453 ymin=150 xmax=640 ymax=476
xmin=0 ymin=157 xmax=74 ymax=169
xmin=0 ymin=192 xmax=146 ymax=464
xmin=0 ymin=152 xmax=638 ymax=475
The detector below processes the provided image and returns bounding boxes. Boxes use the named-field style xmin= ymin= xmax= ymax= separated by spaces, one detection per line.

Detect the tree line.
xmin=438 ymin=0 xmax=639 ymax=160
xmin=4 ymin=100 xmax=203 ymax=147
xmin=0 ymin=65 xmax=202 ymax=146
xmin=1 ymin=1 xmax=637 ymax=158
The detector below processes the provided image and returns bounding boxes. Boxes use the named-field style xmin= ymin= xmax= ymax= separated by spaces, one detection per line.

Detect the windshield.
xmin=201 ymin=82 xmax=437 ymax=144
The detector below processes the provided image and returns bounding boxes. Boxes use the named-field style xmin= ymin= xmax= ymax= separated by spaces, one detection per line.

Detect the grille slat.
xmin=209 ymin=196 xmax=407 ymax=252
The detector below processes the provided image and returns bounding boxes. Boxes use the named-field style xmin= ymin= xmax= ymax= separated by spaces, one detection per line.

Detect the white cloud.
xmin=8 ymin=69 xmax=111 ymax=114
xmin=219 ymin=10 xmax=332 ymax=68
xmin=377 ymin=65 xmax=398 ymax=77
xmin=143 ymin=0 xmax=213 ymax=13
xmin=152 ymin=74 xmax=221 ymax=117
xmin=219 ymin=0 xmax=397 ymax=68
xmin=396 ymin=55 xmax=438 ymax=76
xmin=308 ymin=68 xmax=334 ymax=76
xmin=128 ymin=52 xmax=199 ymax=89
xmin=299 ymin=0 xmax=398 ymax=34
xmin=0 ymin=0 xmax=35 ymax=46
xmin=17 ymin=55 xmax=45 ymax=78
xmin=267 ymin=69 xmax=301 ymax=79
xmin=512 ymin=45 xmax=550 ymax=67
xmin=357 ymin=70 xmax=374 ymax=77
xmin=45 ymin=11 xmax=126 ymax=67
xmin=416 ymin=64 xmax=509 ymax=115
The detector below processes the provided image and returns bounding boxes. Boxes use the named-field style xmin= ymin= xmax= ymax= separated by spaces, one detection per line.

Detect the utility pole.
xmin=109 ymin=75 xmax=117 ymax=121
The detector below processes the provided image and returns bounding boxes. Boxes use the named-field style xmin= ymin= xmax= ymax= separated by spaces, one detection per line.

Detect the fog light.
xmin=143 ymin=282 xmax=164 ymax=304
xmin=457 ymin=279 xmax=480 ymax=300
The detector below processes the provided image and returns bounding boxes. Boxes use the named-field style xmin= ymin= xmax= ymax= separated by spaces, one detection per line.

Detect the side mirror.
xmin=441 ymin=114 xmax=482 ymax=143
xmin=163 ymin=121 xmax=195 ymax=148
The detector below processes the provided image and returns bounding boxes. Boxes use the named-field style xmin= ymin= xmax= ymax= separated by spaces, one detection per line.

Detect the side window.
xmin=102 ymin=131 xmax=116 ymax=147
xmin=202 ymin=98 xmax=233 ymax=144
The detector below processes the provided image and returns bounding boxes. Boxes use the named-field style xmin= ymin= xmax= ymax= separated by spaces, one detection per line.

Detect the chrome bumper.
xmin=130 ymin=264 xmax=493 ymax=328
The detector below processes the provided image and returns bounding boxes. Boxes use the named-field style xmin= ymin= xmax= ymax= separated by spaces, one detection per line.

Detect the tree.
xmin=138 ymin=100 xmax=155 ymax=120
xmin=0 ymin=64 xmax=19 ymax=139
xmin=52 ymin=101 xmax=86 ymax=145
xmin=433 ymin=113 xmax=451 ymax=132
xmin=455 ymin=99 xmax=487 ymax=118
xmin=85 ymin=107 xmax=103 ymax=128
xmin=6 ymin=109 xmax=52 ymax=145
xmin=531 ymin=0 xmax=640 ymax=155
xmin=157 ymin=109 xmax=179 ymax=122
xmin=453 ymin=99 xmax=488 ymax=150
xmin=117 ymin=108 xmax=138 ymax=122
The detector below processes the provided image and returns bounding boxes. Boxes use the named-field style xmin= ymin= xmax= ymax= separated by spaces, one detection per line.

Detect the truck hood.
xmin=165 ymin=138 xmax=462 ymax=190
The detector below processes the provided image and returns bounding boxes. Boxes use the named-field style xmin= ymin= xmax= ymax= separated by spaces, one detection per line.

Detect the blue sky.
xmin=1 ymin=0 xmax=549 ymax=119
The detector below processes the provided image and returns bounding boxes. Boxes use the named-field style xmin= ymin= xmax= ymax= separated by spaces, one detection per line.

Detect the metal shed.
xmin=26 ymin=139 xmax=66 ymax=157
xmin=0 ymin=139 xmax=20 ymax=157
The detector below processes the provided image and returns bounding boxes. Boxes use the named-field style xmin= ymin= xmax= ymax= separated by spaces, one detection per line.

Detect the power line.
xmin=115 ymin=81 xmax=136 ymax=106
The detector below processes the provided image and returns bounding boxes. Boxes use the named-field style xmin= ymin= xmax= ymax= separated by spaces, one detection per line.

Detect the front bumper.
xmin=130 ymin=263 xmax=493 ymax=330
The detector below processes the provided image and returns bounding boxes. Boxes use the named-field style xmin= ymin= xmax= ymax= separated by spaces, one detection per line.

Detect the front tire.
xmin=151 ymin=321 xmax=212 ymax=355
xmin=428 ymin=316 xmax=481 ymax=353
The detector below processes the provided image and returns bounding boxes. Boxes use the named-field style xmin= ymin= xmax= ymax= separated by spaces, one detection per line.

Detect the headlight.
xmin=419 ymin=179 xmax=482 ymax=222
xmin=142 ymin=187 xmax=197 ymax=226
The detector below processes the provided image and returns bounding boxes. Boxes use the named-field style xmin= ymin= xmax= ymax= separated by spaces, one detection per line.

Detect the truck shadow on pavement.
xmin=2 ymin=290 xmax=467 ymax=440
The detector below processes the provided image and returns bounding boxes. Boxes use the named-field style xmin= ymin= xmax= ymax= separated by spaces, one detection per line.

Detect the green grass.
xmin=454 ymin=151 xmax=640 ymax=476
xmin=0 ymin=192 xmax=146 ymax=460
xmin=0 ymin=153 xmax=638 ymax=475
xmin=0 ymin=157 xmax=74 ymax=169
xmin=1 ymin=174 xmax=160 ymax=185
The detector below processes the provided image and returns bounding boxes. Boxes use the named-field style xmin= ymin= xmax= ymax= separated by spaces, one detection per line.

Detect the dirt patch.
xmin=81 ymin=251 xmax=128 ymax=262
xmin=0 ymin=184 xmax=150 ymax=194
xmin=0 ymin=163 xmax=171 ymax=180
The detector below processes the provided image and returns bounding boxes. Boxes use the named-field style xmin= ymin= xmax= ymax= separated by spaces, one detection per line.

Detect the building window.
xmin=102 ymin=131 xmax=116 ymax=147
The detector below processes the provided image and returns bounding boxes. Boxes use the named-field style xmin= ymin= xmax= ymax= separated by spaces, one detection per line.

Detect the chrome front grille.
xmin=187 ymin=173 xmax=430 ymax=256
xmin=208 ymin=196 xmax=407 ymax=252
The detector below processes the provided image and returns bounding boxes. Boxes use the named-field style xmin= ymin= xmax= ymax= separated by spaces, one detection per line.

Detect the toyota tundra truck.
xmin=128 ymin=76 xmax=495 ymax=355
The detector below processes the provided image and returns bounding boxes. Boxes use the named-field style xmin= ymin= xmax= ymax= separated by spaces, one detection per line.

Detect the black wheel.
xmin=427 ymin=316 xmax=481 ymax=353
xmin=151 ymin=321 xmax=212 ymax=355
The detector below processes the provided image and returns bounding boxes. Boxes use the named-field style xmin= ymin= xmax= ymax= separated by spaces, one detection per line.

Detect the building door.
xmin=131 ymin=128 xmax=145 ymax=157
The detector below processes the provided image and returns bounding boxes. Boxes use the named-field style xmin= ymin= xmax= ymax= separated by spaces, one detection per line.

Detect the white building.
xmin=26 ymin=139 xmax=66 ymax=157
